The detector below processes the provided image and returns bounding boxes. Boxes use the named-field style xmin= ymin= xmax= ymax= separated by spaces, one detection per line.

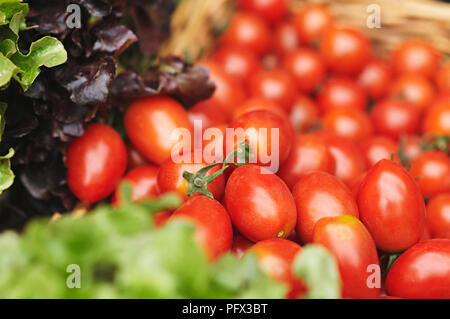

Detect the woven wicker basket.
xmin=161 ymin=0 xmax=450 ymax=59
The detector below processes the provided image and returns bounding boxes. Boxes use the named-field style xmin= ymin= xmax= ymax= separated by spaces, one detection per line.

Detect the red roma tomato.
xmin=313 ymin=215 xmax=380 ymax=299
xmin=112 ymin=165 xmax=159 ymax=205
xmin=249 ymin=69 xmax=297 ymax=111
xmin=212 ymin=45 xmax=260 ymax=84
xmin=423 ymin=99 xmax=450 ymax=135
xmin=171 ymin=196 xmax=233 ymax=260
xmin=125 ymin=96 xmax=193 ymax=165
xmin=278 ymin=133 xmax=335 ymax=190
xmin=436 ymin=62 xmax=450 ymax=93
xmin=391 ymin=40 xmax=441 ymax=79
xmin=226 ymin=110 xmax=295 ymax=168
xmin=154 ymin=211 xmax=172 ymax=228
xmin=283 ymin=48 xmax=326 ymax=94
xmin=318 ymin=77 xmax=368 ymax=115
xmin=220 ymin=12 xmax=272 ymax=56
xmin=316 ymin=132 xmax=367 ymax=186
xmin=231 ymin=234 xmax=254 ymax=258
xmin=357 ymin=58 xmax=392 ymax=100
xmin=292 ymin=171 xmax=359 ymax=244
xmin=370 ymin=99 xmax=420 ymax=140
xmin=400 ymin=134 xmax=421 ymax=163
xmin=293 ymin=4 xmax=334 ymax=45
xmin=232 ymin=98 xmax=286 ymax=121
xmin=157 ymin=152 xmax=225 ymax=201
xmin=426 ymin=193 xmax=450 ymax=238
xmin=385 ymin=239 xmax=450 ymax=299
xmin=389 ymin=74 xmax=436 ymax=112
xmin=273 ymin=20 xmax=300 ymax=56
xmin=249 ymin=239 xmax=306 ymax=299
xmin=225 ymin=165 xmax=297 ymax=242
xmin=409 ymin=150 xmax=450 ymax=198
xmin=239 ymin=0 xmax=288 ymax=24
xmin=320 ymin=26 xmax=371 ymax=76
xmin=322 ymin=109 xmax=373 ymax=143
xmin=197 ymin=61 xmax=246 ymax=119
xmin=67 ymin=124 xmax=127 ymax=203
xmin=188 ymin=99 xmax=228 ymax=130
xmin=290 ymin=95 xmax=319 ymax=132
xmin=357 ymin=159 xmax=426 ymax=252
xmin=360 ymin=136 xmax=399 ymax=168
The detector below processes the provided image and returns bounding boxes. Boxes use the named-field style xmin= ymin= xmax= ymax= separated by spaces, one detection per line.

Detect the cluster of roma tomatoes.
xmin=65 ymin=0 xmax=450 ymax=299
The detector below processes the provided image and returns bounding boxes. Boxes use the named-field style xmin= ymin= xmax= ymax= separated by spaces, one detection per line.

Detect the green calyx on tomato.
xmin=420 ymin=135 xmax=450 ymax=153
xmin=183 ymin=140 xmax=252 ymax=199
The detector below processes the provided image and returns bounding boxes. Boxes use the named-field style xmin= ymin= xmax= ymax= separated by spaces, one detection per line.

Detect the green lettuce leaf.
xmin=0 ymin=0 xmax=67 ymax=91
xmin=293 ymin=245 xmax=342 ymax=299
xmin=0 ymin=148 xmax=14 ymax=194
xmin=0 ymin=194 xmax=285 ymax=299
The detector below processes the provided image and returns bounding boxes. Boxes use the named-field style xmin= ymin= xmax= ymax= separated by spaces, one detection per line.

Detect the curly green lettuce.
xmin=0 ymin=0 xmax=67 ymax=194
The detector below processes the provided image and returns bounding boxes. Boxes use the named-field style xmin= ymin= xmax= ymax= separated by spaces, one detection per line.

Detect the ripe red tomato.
xmin=197 ymin=61 xmax=246 ymax=119
xmin=226 ymin=109 xmax=295 ymax=168
xmin=212 ymin=45 xmax=260 ymax=84
xmin=283 ymin=48 xmax=326 ymax=94
xmin=316 ymin=132 xmax=367 ymax=186
xmin=423 ymin=99 xmax=450 ymax=135
xmin=278 ymin=133 xmax=335 ymax=190
xmin=357 ymin=159 xmax=426 ymax=252
xmin=232 ymin=234 xmax=254 ymax=258
xmin=320 ymin=26 xmax=371 ymax=76
xmin=171 ymin=195 xmax=233 ymax=260
xmin=125 ymin=96 xmax=193 ymax=165
xmin=313 ymin=215 xmax=380 ymax=299
xmin=232 ymin=97 xmax=286 ymax=121
xmin=293 ymin=171 xmax=359 ymax=244
xmin=225 ymin=165 xmax=297 ymax=242
xmin=249 ymin=69 xmax=297 ymax=111
xmin=188 ymin=99 xmax=228 ymax=130
xmin=322 ymin=109 xmax=373 ymax=143
xmin=67 ymin=124 xmax=127 ymax=203
xmin=409 ymin=150 xmax=450 ymax=198
xmin=293 ymin=4 xmax=334 ymax=45
xmin=220 ymin=12 xmax=272 ymax=56
xmin=318 ymin=77 xmax=368 ymax=115
xmin=399 ymin=134 xmax=422 ymax=163
xmin=239 ymin=0 xmax=288 ymax=24
xmin=391 ymin=40 xmax=441 ymax=79
xmin=389 ymin=74 xmax=436 ymax=112
xmin=357 ymin=58 xmax=392 ymax=100
xmin=360 ymin=136 xmax=399 ymax=168
xmin=436 ymin=62 xmax=450 ymax=93
xmin=426 ymin=193 xmax=450 ymax=238
xmin=385 ymin=239 xmax=450 ymax=298
xmin=157 ymin=152 xmax=225 ymax=201
xmin=370 ymin=99 xmax=421 ymax=140
xmin=249 ymin=238 xmax=306 ymax=299
xmin=289 ymin=95 xmax=320 ymax=132
xmin=273 ymin=20 xmax=301 ymax=56
xmin=112 ymin=165 xmax=159 ymax=205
